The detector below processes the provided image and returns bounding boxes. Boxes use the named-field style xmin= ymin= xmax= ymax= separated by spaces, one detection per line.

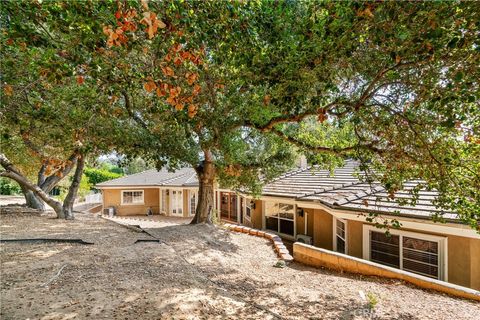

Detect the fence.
xmin=75 ymin=193 xmax=102 ymax=204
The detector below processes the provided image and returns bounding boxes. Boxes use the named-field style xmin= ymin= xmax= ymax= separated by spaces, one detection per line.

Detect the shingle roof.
xmin=97 ymin=161 xmax=458 ymax=221
xmin=263 ymin=160 xmax=458 ymax=221
xmin=95 ymin=167 xmax=198 ymax=187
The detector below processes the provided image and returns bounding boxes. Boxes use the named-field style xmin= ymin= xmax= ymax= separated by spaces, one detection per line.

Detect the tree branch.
xmin=245 ymin=101 xmax=344 ymax=132
xmin=268 ymin=127 xmax=385 ymax=155
xmin=40 ymin=152 xmax=79 ymax=193
xmin=0 ymin=154 xmax=63 ymax=213
xmin=122 ymin=90 xmax=149 ymax=130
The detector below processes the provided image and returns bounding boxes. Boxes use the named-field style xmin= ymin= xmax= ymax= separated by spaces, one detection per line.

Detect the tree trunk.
xmin=2 ymin=169 xmax=64 ymax=217
xmin=190 ymin=158 xmax=215 ymax=224
xmin=12 ymin=154 xmax=78 ymax=212
xmin=61 ymin=155 xmax=85 ymax=220
xmin=21 ymin=185 xmax=46 ymax=211
xmin=1 ymin=153 xmax=67 ymax=219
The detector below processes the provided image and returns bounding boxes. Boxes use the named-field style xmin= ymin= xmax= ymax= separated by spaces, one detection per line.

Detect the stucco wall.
xmin=347 ymin=220 xmax=363 ymax=258
xmin=470 ymin=239 xmax=480 ymax=290
xmin=300 ymin=209 xmax=480 ymax=291
xmin=102 ymin=188 xmax=159 ymax=216
xmin=250 ymin=200 xmax=263 ymax=229
xmin=448 ymin=235 xmax=471 ymax=288
xmin=295 ymin=208 xmax=314 ymax=238
xmin=183 ymin=189 xmax=189 ymax=217
xmin=312 ymin=209 xmax=333 ymax=250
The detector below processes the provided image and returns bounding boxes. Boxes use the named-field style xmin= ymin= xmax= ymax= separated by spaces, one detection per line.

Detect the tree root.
xmin=0 ymin=238 xmax=93 ymax=245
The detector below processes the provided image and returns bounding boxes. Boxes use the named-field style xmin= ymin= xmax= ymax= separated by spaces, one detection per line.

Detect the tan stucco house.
xmin=96 ymin=161 xmax=480 ymax=290
xmin=96 ymin=167 xmax=199 ymax=217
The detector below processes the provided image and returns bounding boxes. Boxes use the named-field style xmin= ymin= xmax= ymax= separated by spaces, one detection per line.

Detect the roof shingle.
xmin=96 ymin=160 xmax=458 ymax=221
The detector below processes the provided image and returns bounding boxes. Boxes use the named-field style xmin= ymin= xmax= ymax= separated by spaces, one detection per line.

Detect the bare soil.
xmin=0 ymin=195 xmax=26 ymax=206
xmin=1 ymin=209 xmax=479 ymax=320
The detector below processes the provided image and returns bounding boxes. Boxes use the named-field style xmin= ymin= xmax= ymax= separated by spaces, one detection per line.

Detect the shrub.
xmin=84 ymin=168 xmax=123 ymax=186
xmin=0 ymin=178 xmax=22 ymax=195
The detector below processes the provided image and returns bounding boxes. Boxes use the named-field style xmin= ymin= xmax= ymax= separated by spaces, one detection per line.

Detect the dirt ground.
xmin=1 ymin=209 xmax=479 ymax=320
xmin=0 ymin=195 xmax=25 ymax=206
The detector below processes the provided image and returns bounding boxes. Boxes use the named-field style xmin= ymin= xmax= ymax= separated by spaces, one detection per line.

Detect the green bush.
xmin=84 ymin=168 xmax=123 ymax=186
xmin=0 ymin=178 xmax=22 ymax=195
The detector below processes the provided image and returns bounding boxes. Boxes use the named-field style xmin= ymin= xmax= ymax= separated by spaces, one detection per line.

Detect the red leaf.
xmin=3 ymin=84 xmax=13 ymax=96
xmin=143 ymin=80 xmax=157 ymax=93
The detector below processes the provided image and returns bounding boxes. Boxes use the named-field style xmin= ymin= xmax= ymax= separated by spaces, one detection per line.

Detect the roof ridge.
xmin=334 ymin=184 xmax=385 ymax=206
xmin=183 ymin=171 xmax=198 ymax=184
xmin=298 ymin=179 xmax=368 ymax=200
xmin=158 ymin=171 xmax=193 ymax=186
xmin=96 ymin=168 xmax=157 ymax=185
xmin=269 ymin=166 xmax=311 ymax=183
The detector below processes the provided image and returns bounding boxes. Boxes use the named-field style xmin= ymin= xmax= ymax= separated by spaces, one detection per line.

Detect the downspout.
xmin=305 ymin=211 xmax=308 ymax=236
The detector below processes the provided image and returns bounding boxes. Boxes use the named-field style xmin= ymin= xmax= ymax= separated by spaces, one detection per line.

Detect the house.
xmin=96 ymin=167 xmax=199 ymax=217
xmin=96 ymin=161 xmax=480 ymax=290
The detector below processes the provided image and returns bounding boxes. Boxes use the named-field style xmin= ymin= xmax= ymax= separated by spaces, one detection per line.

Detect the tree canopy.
xmin=1 ymin=1 xmax=478 ymax=229
xmin=0 ymin=0 xmax=130 ymax=218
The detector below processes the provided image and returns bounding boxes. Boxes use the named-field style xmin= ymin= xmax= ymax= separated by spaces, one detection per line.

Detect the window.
xmin=334 ymin=219 xmax=347 ymax=254
xmin=220 ymin=192 xmax=238 ymax=221
xmin=402 ymin=236 xmax=439 ymax=279
xmin=171 ymin=190 xmax=183 ymax=215
xmin=370 ymin=232 xmax=400 ymax=268
xmin=245 ymin=199 xmax=253 ymax=221
xmin=364 ymin=227 xmax=446 ymax=280
xmin=189 ymin=191 xmax=197 ymax=216
xmin=265 ymin=202 xmax=295 ymax=237
xmin=220 ymin=193 xmax=229 ymax=219
xmin=121 ymin=190 xmax=144 ymax=205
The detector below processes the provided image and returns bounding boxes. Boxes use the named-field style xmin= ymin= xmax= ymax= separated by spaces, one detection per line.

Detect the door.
xmin=161 ymin=190 xmax=167 ymax=213
xmin=220 ymin=192 xmax=238 ymax=222
xmin=189 ymin=191 xmax=198 ymax=216
xmin=239 ymin=197 xmax=244 ymax=224
xmin=171 ymin=190 xmax=183 ymax=216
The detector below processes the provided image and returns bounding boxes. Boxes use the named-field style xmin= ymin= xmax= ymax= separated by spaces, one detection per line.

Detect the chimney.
xmin=298 ymin=155 xmax=307 ymax=169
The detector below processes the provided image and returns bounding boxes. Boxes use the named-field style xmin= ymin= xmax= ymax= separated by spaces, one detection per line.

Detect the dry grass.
xmin=1 ymin=209 xmax=479 ymax=320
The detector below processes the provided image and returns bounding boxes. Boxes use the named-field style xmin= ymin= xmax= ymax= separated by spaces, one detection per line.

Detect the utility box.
xmin=103 ymin=207 xmax=115 ymax=217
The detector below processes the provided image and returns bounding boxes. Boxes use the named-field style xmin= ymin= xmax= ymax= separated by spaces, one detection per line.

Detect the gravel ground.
xmin=1 ymin=209 xmax=479 ymax=320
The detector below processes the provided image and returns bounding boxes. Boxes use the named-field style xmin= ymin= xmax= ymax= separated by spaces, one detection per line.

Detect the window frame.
xmin=244 ymin=197 xmax=253 ymax=222
xmin=333 ymin=218 xmax=348 ymax=254
xmin=121 ymin=190 xmax=144 ymax=206
xmin=160 ymin=189 xmax=167 ymax=213
xmin=362 ymin=225 xmax=448 ymax=281
xmin=170 ymin=188 xmax=184 ymax=216
xmin=189 ymin=190 xmax=198 ymax=216
xmin=263 ymin=201 xmax=296 ymax=239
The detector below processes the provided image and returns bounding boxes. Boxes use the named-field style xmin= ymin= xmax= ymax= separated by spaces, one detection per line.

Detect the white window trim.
xmin=262 ymin=201 xmax=297 ymax=240
xmin=362 ymin=225 xmax=448 ymax=281
xmin=333 ymin=218 xmax=348 ymax=254
xmin=189 ymin=190 xmax=198 ymax=216
xmin=169 ymin=188 xmax=184 ymax=216
xmin=121 ymin=190 xmax=144 ymax=206
xmin=243 ymin=197 xmax=252 ymax=222
xmin=160 ymin=189 xmax=168 ymax=213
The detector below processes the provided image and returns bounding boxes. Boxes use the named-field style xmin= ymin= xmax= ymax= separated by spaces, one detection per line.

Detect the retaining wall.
xmin=293 ymin=242 xmax=480 ymax=301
